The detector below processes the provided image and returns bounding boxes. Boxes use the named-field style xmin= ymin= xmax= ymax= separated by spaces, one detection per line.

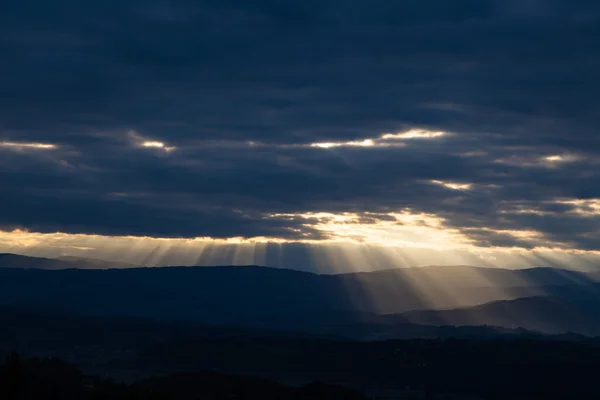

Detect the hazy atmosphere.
xmin=2 ymin=0 xmax=600 ymax=272
xmin=2 ymin=2 xmax=600 ymax=399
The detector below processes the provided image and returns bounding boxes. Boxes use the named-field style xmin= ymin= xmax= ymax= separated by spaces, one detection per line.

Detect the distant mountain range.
xmin=395 ymin=294 xmax=600 ymax=336
xmin=0 ymin=253 xmax=138 ymax=270
xmin=0 ymin=253 xmax=599 ymax=336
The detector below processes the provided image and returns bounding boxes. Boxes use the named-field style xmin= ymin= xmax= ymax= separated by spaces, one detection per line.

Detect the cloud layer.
xmin=1 ymin=0 xmax=599 ymax=256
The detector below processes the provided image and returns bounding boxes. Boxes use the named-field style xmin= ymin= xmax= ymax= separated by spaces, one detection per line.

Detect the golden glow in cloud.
xmin=268 ymin=209 xmax=600 ymax=256
xmin=499 ymin=207 xmax=555 ymax=216
xmin=0 ymin=141 xmax=58 ymax=150
xmin=543 ymin=154 xmax=580 ymax=163
xmin=141 ymin=141 xmax=177 ymax=152
xmin=309 ymin=138 xmax=403 ymax=149
xmin=430 ymin=180 xmax=473 ymax=191
xmin=1 ymin=199 xmax=599 ymax=272
xmin=271 ymin=210 xmax=475 ymax=249
xmin=310 ymin=139 xmax=377 ymax=149
xmin=143 ymin=128 xmax=447 ymax=151
xmin=308 ymin=128 xmax=446 ymax=150
xmin=3 ymin=205 xmax=597 ymax=257
xmin=381 ymin=129 xmax=446 ymax=140
xmin=474 ymin=227 xmax=546 ymax=241
xmin=1 ymin=225 xmax=599 ymax=273
xmin=1 ymin=201 xmax=600 ymax=276
xmin=558 ymin=198 xmax=600 ymax=216
xmin=495 ymin=153 xmax=582 ymax=168
xmin=499 ymin=198 xmax=600 ymax=217
xmin=128 ymin=130 xmax=176 ymax=152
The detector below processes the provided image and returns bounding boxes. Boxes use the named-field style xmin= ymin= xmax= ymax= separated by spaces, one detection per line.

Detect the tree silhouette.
xmin=2 ymin=352 xmax=24 ymax=399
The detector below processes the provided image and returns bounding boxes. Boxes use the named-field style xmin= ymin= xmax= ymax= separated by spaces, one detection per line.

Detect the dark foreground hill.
xmin=1 ymin=306 xmax=600 ymax=399
xmin=133 ymin=337 xmax=600 ymax=399
xmin=0 ymin=353 xmax=368 ymax=400
xmin=0 ymin=305 xmax=555 ymax=363
xmin=4 ymin=338 xmax=600 ymax=400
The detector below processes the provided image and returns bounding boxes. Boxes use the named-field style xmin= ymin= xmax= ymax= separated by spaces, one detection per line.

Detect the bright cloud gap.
xmin=494 ymin=153 xmax=583 ymax=168
xmin=308 ymin=128 xmax=447 ymax=150
xmin=543 ymin=154 xmax=581 ymax=164
xmin=0 ymin=141 xmax=58 ymax=150
xmin=127 ymin=130 xmax=177 ymax=152
xmin=2 ymin=225 xmax=599 ymax=273
xmin=381 ymin=129 xmax=447 ymax=140
xmin=430 ymin=180 xmax=474 ymax=191
xmin=500 ymin=198 xmax=600 ymax=217
xmin=141 ymin=141 xmax=177 ymax=152
xmin=116 ymin=128 xmax=447 ymax=151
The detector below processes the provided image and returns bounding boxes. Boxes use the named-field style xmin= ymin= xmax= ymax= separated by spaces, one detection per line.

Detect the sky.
xmin=1 ymin=0 xmax=599 ymax=271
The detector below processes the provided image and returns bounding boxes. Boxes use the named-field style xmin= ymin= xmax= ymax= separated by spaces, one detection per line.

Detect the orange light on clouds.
xmin=0 ymin=141 xmax=58 ymax=150
xmin=308 ymin=128 xmax=446 ymax=150
xmin=141 ymin=141 xmax=177 ymax=152
xmin=127 ymin=130 xmax=177 ymax=152
xmin=430 ymin=180 xmax=473 ymax=191
xmin=381 ymin=129 xmax=446 ymax=140
xmin=1 ymin=200 xmax=600 ymax=273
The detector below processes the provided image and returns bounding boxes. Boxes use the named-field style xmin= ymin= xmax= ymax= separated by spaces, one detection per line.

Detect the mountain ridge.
xmin=395 ymin=293 xmax=600 ymax=336
xmin=2 ymin=252 xmax=599 ymax=281
xmin=0 ymin=255 xmax=599 ymax=335
xmin=0 ymin=253 xmax=137 ymax=270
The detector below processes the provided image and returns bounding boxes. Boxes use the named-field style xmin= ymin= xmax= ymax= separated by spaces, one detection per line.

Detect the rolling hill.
xmin=0 ymin=254 xmax=599 ymax=335
xmin=0 ymin=253 xmax=137 ymax=270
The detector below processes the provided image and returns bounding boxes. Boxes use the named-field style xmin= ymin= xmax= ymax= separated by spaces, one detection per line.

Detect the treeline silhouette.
xmin=0 ymin=352 xmax=367 ymax=400
xmin=3 ymin=337 xmax=600 ymax=399
xmin=136 ymin=338 xmax=600 ymax=399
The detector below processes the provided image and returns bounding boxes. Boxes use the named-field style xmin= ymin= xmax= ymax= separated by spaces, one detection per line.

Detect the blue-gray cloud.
xmin=1 ymin=0 xmax=599 ymax=249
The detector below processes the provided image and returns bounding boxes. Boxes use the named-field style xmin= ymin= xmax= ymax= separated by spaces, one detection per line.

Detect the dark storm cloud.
xmin=1 ymin=0 xmax=599 ymax=249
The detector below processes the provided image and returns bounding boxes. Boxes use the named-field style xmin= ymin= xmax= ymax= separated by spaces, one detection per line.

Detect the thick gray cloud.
xmin=1 ymin=0 xmax=599 ymax=249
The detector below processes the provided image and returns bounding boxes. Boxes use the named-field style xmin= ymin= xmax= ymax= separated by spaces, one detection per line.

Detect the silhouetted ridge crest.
xmin=0 ymin=255 xmax=599 ymax=335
